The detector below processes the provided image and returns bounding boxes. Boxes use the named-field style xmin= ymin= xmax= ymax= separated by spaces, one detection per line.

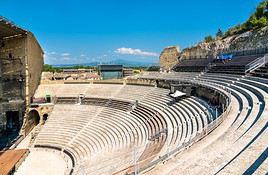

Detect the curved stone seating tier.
xmin=138 ymin=92 xmax=214 ymax=161
xmin=35 ymin=84 xmax=90 ymax=98
xmin=180 ymin=99 xmax=203 ymax=133
xmin=34 ymin=84 xmax=169 ymax=105
xmin=184 ymin=97 xmax=210 ymax=126
xmin=173 ymin=58 xmax=213 ymax=72
xmin=115 ymin=85 xmax=157 ymax=101
xmin=195 ymin=75 xmax=261 ymax=118
xmin=97 ymin=110 xmax=146 ymax=147
xmin=173 ymin=103 xmax=193 ymax=144
xmin=82 ymin=98 xmax=133 ymax=111
xmin=132 ymin=72 xmax=267 ymax=175
xmin=131 ymin=105 xmax=166 ymax=141
xmin=181 ymin=100 xmax=200 ymax=136
xmin=131 ymin=105 xmax=168 ymax=163
xmin=165 ymin=106 xmax=186 ymax=147
xmin=246 ymin=75 xmax=268 ymax=84
xmin=31 ymin=74 xmax=267 ymax=175
xmin=85 ymin=84 xmax=124 ymax=98
xmin=137 ymin=72 xmax=199 ymax=80
xmin=34 ymin=92 xmax=172 ymax=174
xmin=33 ymin=81 xmax=217 ymax=175
xmin=189 ymin=96 xmax=216 ymax=121
xmin=196 ymin=76 xmax=265 ymax=135
xmin=77 ymin=144 xmax=149 ymax=175
xmin=96 ymin=109 xmax=140 ymax=149
xmin=36 ymin=105 xmax=151 ymax=158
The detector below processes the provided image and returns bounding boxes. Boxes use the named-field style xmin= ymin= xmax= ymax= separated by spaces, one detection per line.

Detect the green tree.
xmin=204 ymin=35 xmax=214 ymax=43
xmin=264 ymin=3 xmax=268 ymax=18
xmin=257 ymin=16 xmax=268 ymax=28
xmin=43 ymin=64 xmax=63 ymax=73
xmin=223 ymin=30 xmax=231 ymax=38
xmin=43 ymin=64 xmax=54 ymax=72
xmin=245 ymin=15 xmax=258 ymax=29
xmin=216 ymin=29 xmax=223 ymax=38
xmin=255 ymin=1 xmax=267 ymax=18
xmin=223 ymin=1 xmax=268 ymax=36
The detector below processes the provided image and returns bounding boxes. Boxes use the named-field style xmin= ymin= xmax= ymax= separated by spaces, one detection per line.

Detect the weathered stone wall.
xmin=181 ymin=26 xmax=268 ymax=59
xmin=0 ymin=35 xmax=26 ymax=59
xmin=159 ymin=46 xmax=180 ymax=71
xmin=0 ymin=36 xmax=27 ymax=131
xmin=0 ymin=33 xmax=44 ymax=133
xmin=228 ymin=26 xmax=268 ymax=51
xmin=26 ymin=33 xmax=44 ymax=106
xmin=0 ymin=35 xmax=27 ymax=100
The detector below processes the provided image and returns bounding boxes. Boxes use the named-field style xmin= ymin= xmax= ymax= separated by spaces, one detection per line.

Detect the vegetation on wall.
xmin=204 ymin=35 xmax=215 ymax=43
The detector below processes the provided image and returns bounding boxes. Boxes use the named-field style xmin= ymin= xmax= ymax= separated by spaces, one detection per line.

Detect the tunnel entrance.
xmin=23 ymin=110 xmax=41 ymax=136
xmin=28 ymin=110 xmax=40 ymax=126
xmin=6 ymin=111 xmax=20 ymax=132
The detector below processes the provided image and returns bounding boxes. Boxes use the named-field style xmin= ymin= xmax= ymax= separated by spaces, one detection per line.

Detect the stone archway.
xmin=65 ymin=75 xmax=73 ymax=80
xmin=28 ymin=110 xmax=40 ymax=126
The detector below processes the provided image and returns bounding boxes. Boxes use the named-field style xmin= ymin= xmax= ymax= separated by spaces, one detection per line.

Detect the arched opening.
xmin=28 ymin=110 xmax=40 ymax=126
xmin=43 ymin=114 xmax=48 ymax=121
xmin=65 ymin=75 xmax=72 ymax=80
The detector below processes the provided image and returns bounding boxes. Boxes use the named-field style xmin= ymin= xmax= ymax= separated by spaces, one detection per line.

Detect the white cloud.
xmin=49 ymin=51 xmax=56 ymax=55
xmin=80 ymin=54 xmax=86 ymax=57
xmin=115 ymin=47 xmax=159 ymax=57
xmin=61 ymin=53 xmax=71 ymax=57
xmin=45 ymin=51 xmax=57 ymax=55
xmin=44 ymin=51 xmax=71 ymax=64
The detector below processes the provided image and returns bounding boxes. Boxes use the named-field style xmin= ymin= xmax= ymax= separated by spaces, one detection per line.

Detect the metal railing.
xmin=245 ymin=54 xmax=268 ymax=73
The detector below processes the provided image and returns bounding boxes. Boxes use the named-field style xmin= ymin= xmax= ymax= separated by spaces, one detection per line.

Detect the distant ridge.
xmin=52 ymin=59 xmax=159 ymax=67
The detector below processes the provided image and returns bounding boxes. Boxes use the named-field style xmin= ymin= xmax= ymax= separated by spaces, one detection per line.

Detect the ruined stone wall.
xmin=0 ymin=33 xmax=43 ymax=132
xmin=0 ymin=36 xmax=26 ymax=98
xmin=159 ymin=46 xmax=180 ymax=71
xmin=0 ymin=35 xmax=27 ymax=131
xmin=0 ymin=37 xmax=27 ymax=91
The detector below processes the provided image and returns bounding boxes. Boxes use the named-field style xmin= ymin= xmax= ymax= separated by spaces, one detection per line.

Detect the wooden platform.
xmin=0 ymin=149 xmax=29 ymax=175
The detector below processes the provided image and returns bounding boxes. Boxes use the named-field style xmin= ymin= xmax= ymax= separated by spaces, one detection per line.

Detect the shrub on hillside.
xmin=204 ymin=35 xmax=214 ymax=43
xmin=222 ymin=1 xmax=268 ymax=38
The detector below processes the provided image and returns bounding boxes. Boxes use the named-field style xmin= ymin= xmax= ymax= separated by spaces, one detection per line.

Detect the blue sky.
xmin=0 ymin=0 xmax=263 ymax=65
